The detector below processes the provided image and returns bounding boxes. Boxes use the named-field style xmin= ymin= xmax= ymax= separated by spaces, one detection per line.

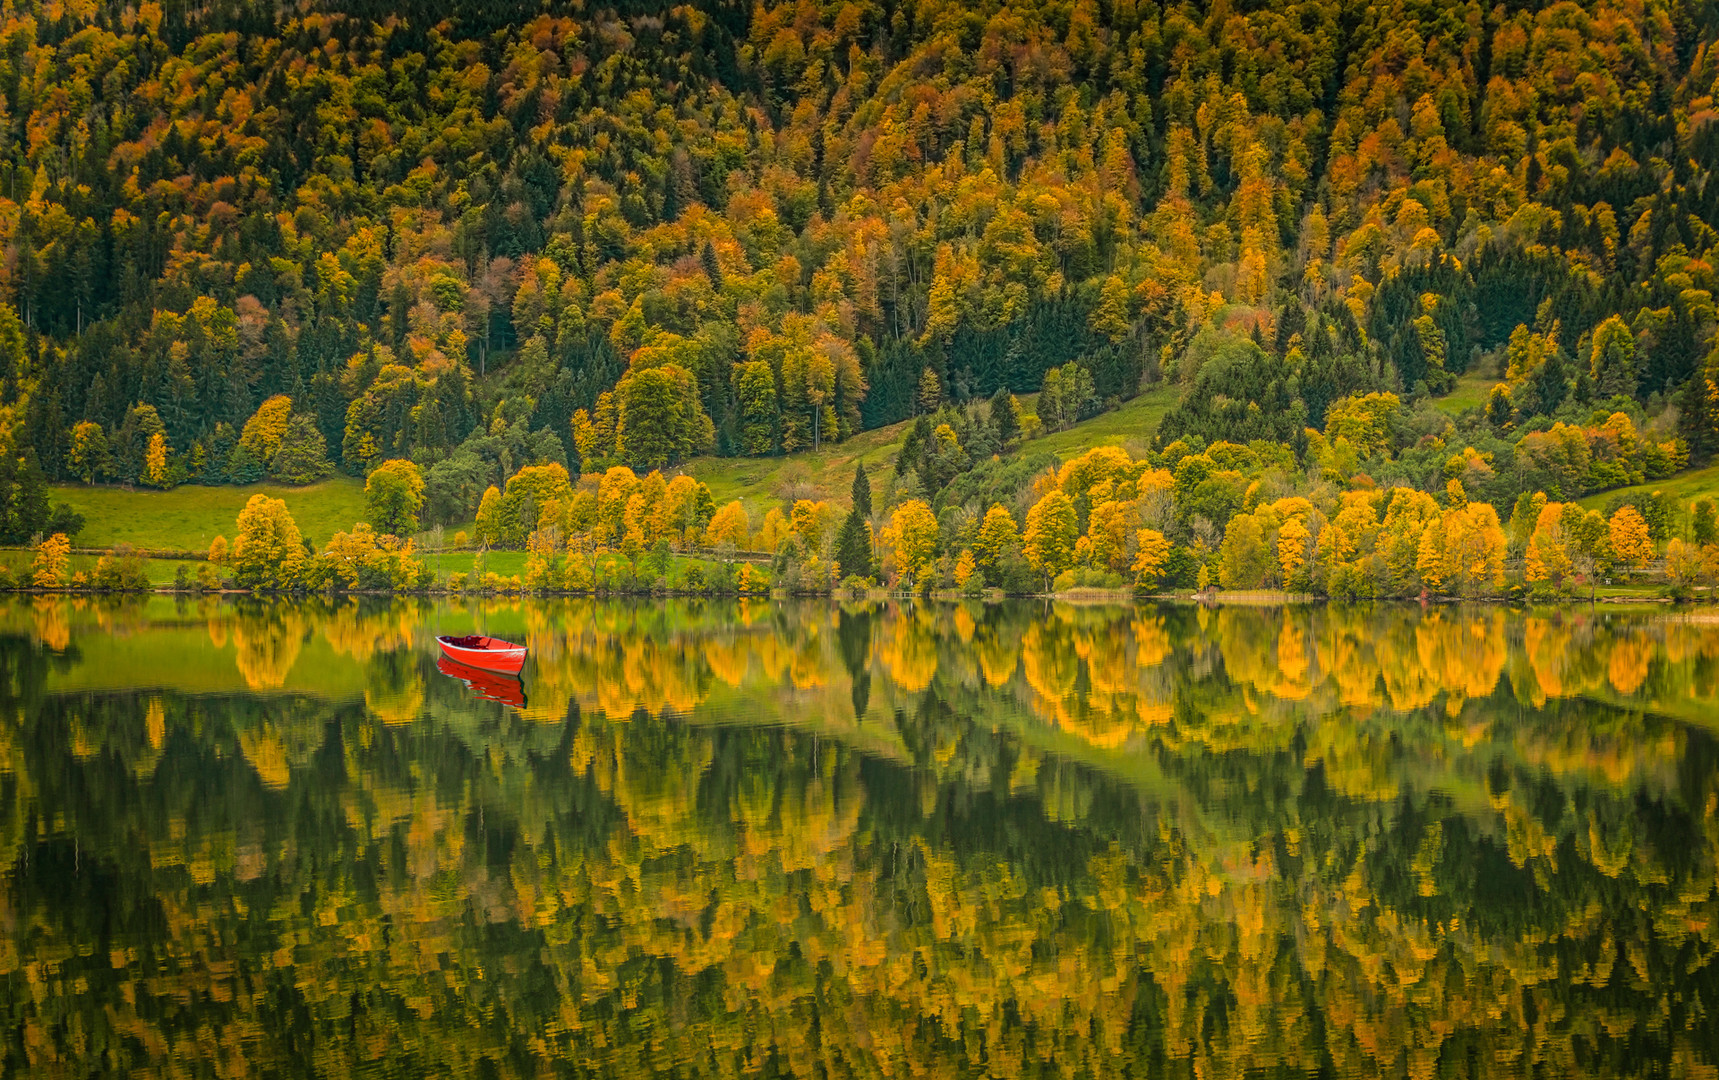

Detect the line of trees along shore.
xmin=12 ymin=382 xmax=1719 ymax=599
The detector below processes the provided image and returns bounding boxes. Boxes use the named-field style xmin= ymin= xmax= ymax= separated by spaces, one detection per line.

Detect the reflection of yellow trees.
xmin=877 ymin=606 xmax=939 ymax=692
xmin=231 ymin=610 xmax=307 ymax=690
xmin=1217 ymin=608 xmax=1317 ymax=705
xmin=1008 ymin=610 xmax=1176 ymax=748
xmin=1607 ymin=634 xmax=1652 ymax=695
xmin=975 ymin=624 xmax=1019 ymax=686
xmin=322 ymin=601 xmax=418 ymax=661
xmin=238 ymin=724 xmax=292 ymax=789
xmin=30 ymin=598 xmax=70 ymax=652
xmin=1415 ymin=608 xmax=1508 ymax=712
xmin=9 ymin=600 xmax=1719 ymax=1079
xmin=365 ymin=666 xmax=425 ymax=725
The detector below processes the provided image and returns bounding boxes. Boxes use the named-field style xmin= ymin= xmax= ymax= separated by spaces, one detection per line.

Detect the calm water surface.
xmin=2 ymin=596 xmax=1718 ymax=1077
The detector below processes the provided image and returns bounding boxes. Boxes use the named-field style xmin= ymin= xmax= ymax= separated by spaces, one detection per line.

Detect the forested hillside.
xmin=1 ymin=0 xmax=1717 ymax=531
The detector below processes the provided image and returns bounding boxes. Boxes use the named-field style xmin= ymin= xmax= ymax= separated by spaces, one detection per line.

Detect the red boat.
xmin=436 ymin=656 xmax=528 ymax=709
xmin=436 ymin=634 xmax=527 ymax=674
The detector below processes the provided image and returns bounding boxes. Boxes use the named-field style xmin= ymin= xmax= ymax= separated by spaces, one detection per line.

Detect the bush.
xmin=679 ymin=563 xmax=708 ymax=593
xmin=1161 ymin=546 xmax=1202 ymax=589
xmin=1051 ymin=567 xmax=1126 ymax=591
xmin=92 ymin=544 xmax=151 ymax=591
xmin=1327 ymin=561 xmax=1376 ymax=603
xmin=737 ymin=564 xmax=769 ymax=594
xmin=562 ymin=560 xmax=593 ymax=592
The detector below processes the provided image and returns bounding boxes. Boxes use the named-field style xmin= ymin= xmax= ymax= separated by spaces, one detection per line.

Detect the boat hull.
xmin=436 ymin=635 xmax=526 ymax=674
xmin=436 ymin=656 xmax=527 ymax=708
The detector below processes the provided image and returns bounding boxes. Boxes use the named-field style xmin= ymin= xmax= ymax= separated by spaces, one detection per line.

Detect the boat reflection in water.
xmin=436 ymin=653 xmax=527 ymax=708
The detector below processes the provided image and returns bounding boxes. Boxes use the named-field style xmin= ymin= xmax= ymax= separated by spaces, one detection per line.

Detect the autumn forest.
xmin=1 ymin=0 xmax=1717 ymax=542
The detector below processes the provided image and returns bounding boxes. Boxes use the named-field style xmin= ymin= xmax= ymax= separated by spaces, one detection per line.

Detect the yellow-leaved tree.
xmin=1418 ymin=503 xmax=1505 ymax=597
xmin=705 ymin=501 xmax=751 ymax=552
xmin=1132 ymin=528 xmax=1171 ymax=591
xmin=474 ymin=486 xmax=504 ymax=547
xmin=953 ymin=549 xmax=977 ymax=590
xmin=238 ymin=395 xmax=294 ymax=464
xmin=365 ymin=459 xmax=425 ymax=537
xmin=1023 ymin=490 xmax=1079 ymax=588
xmin=143 ymin=432 xmax=172 ymax=489
xmin=1277 ymin=516 xmax=1312 ymax=591
xmin=1524 ymin=501 xmax=1572 ymax=587
xmin=880 ymin=500 xmax=939 ymax=588
xmin=232 ymin=495 xmax=305 ymax=590
xmin=973 ymin=504 xmax=1019 ymax=578
xmin=31 ymin=533 xmax=71 ymax=588
xmin=1608 ymin=505 xmax=1653 ymax=572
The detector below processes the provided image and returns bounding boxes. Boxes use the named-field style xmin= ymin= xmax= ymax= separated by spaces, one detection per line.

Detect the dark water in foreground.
xmin=1 ymin=597 xmax=1717 ymax=1078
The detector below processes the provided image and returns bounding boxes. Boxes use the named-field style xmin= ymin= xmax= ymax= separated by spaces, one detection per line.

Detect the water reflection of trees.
xmin=0 ymin=601 xmax=1715 ymax=1076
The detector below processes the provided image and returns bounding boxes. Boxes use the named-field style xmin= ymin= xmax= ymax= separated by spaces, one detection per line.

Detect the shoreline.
xmin=0 ymin=585 xmax=1693 ymax=606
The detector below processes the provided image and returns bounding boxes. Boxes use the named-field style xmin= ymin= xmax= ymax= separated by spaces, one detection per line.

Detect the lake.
xmin=1 ymin=596 xmax=1717 ymax=1077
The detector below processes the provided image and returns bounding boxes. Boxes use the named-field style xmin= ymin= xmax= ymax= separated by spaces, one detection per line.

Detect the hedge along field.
xmin=0 ymin=550 xmax=195 ymax=586
xmin=51 ymin=478 xmax=368 ymax=551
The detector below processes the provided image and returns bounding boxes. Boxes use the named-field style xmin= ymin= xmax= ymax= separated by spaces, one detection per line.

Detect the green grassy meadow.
xmin=52 ymin=478 xmax=368 ymax=552
xmin=1577 ymin=462 xmax=1719 ymax=516
xmin=681 ymin=384 xmax=1179 ymax=510
xmin=1030 ymin=385 xmax=1177 ymax=459
xmin=1433 ymin=369 xmax=1498 ymax=416
xmin=680 ymin=417 xmax=911 ymax=509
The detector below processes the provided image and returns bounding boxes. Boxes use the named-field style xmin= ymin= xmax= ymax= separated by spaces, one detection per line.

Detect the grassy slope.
xmin=1031 ymin=387 xmax=1176 ymax=459
xmin=1433 ymin=369 xmax=1497 ymax=416
xmin=682 ymin=384 xmax=1180 ymax=509
xmin=53 ymin=478 xmax=368 ymax=551
xmin=1577 ymin=462 xmax=1719 ymax=513
xmin=682 ymin=416 xmax=912 ymax=509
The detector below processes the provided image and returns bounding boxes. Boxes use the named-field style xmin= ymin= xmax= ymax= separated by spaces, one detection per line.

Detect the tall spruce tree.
xmin=990 ymin=387 xmax=1020 ymax=446
xmin=850 ymin=461 xmax=871 ymax=518
xmin=835 ymin=462 xmax=874 ymax=579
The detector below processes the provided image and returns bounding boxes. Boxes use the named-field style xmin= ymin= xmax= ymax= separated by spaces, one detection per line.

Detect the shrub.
xmin=679 ymin=563 xmax=708 ymax=593
xmin=1050 ymin=567 xmax=1126 ymax=592
xmin=92 ymin=544 xmax=150 ymax=591
xmin=737 ymin=563 xmax=769 ymax=594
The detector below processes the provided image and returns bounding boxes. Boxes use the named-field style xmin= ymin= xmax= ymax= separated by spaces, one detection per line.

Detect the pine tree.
xmin=834 ymin=512 xmax=873 ymax=579
xmin=700 ymin=241 xmax=723 ymax=292
xmin=990 ymin=386 xmax=1020 ymax=446
xmin=835 ymin=462 xmax=874 ymax=578
xmin=850 ymin=462 xmax=871 ymax=519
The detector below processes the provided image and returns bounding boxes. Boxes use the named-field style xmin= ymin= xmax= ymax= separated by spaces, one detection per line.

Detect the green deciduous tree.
xmin=366 ymin=459 xmax=426 ymax=537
